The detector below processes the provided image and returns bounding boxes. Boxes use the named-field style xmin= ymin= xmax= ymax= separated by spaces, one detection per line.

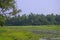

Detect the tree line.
xmin=5 ymin=13 xmax=60 ymax=26
xmin=0 ymin=0 xmax=60 ymax=26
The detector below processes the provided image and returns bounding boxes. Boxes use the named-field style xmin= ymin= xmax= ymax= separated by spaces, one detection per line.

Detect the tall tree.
xmin=0 ymin=0 xmax=20 ymax=26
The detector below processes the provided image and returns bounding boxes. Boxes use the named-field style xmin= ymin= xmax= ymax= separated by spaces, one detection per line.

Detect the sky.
xmin=16 ymin=0 xmax=60 ymax=15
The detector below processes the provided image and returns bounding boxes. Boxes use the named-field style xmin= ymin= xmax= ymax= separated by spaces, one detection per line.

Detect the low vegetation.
xmin=0 ymin=25 xmax=60 ymax=40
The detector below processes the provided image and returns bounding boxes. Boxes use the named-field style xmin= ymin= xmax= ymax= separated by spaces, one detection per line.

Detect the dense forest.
xmin=5 ymin=13 xmax=60 ymax=26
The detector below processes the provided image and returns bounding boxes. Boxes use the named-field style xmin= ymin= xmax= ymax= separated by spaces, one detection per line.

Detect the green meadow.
xmin=0 ymin=25 xmax=60 ymax=40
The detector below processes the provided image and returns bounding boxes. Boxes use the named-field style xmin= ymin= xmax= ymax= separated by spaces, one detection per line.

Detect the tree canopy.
xmin=5 ymin=13 xmax=60 ymax=26
xmin=0 ymin=0 xmax=19 ymax=16
xmin=0 ymin=0 xmax=20 ymax=26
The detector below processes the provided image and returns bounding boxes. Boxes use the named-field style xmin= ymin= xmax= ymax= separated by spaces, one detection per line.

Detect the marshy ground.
xmin=0 ymin=25 xmax=60 ymax=40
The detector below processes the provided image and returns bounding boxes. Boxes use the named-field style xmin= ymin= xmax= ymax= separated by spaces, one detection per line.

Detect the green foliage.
xmin=0 ymin=26 xmax=60 ymax=40
xmin=0 ymin=0 xmax=20 ymax=16
xmin=0 ymin=15 xmax=5 ymax=26
xmin=0 ymin=0 xmax=21 ymax=26
xmin=5 ymin=13 xmax=60 ymax=26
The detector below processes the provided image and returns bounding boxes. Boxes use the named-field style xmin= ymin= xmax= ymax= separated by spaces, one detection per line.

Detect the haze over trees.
xmin=0 ymin=0 xmax=60 ymax=26
xmin=5 ymin=13 xmax=60 ymax=26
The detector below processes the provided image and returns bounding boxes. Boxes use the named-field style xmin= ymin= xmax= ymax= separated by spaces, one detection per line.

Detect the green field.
xmin=0 ymin=25 xmax=60 ymax=40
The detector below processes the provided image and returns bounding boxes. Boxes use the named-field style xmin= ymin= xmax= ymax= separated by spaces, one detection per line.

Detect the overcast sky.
xmin=16 ymin=0 xmax=60 ymax=15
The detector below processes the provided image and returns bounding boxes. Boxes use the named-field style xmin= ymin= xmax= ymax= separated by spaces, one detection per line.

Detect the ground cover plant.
xmin=0 ymin=25 xmax=60 ymax=40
